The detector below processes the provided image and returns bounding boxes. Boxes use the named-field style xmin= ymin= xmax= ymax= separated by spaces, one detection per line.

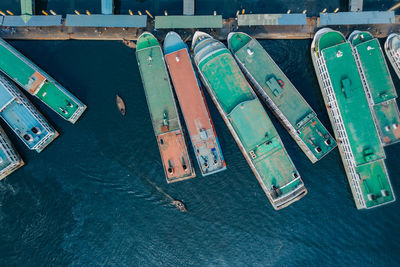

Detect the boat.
xmin=311 ymin=28 xmax=395 ymax=209
xmin=349 ymin=31 xmax=400 ymax=146
xmin=122 ymin=39 xmax=137 ymax=49
xmin=172 ymin=199 xmax=187 ymax=212
xmin=116 ymin=94 xmax=126 ymax=115
xmin=136 ymin=32 xmax=195 ymax=183
xmin=385 ymin=33 xmax=400 ymax=78
xmin=228 ymin=32 xmax=336 ymax=163
xmin=0 ymin=73 xmax=58 ymax=152
xmin=0 ymin=126 xmax=24 ymax=180
xmin=0 ymin=38 xmax=87 ymax=124
xmin=163 ymin=31 xmax=226 ymax=176
xmin=192 ymin=31 xmax=307 ymax=210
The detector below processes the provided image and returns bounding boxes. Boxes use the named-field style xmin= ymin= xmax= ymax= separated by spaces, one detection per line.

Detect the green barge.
xmin=349 ymin=31 xmax=400 ymax=145
xmin=228 ymin=32 xmax=336 ymax=163
xmin=0 ymin=38 xmax=86 ymax=123
xmin=192 ymin=31 xmax=307 ymax=210
xmin=311 ymin=28 xmax=395 ymax=209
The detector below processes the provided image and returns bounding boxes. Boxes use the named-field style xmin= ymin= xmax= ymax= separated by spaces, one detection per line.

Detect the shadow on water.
xmin=114 ymin=0 xmax=121 ymax=14
xmin=34 ymin=0 xmax=48 ymax=14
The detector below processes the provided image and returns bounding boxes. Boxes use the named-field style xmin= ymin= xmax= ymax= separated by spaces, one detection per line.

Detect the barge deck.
xmin=164 ymin=31 xmax=226 ymax=176
xmin=136 ymin=32 xmax=195 ymax=183
xmin=192 ymin=31 xmax=307 ymax=210
xmin=311 ymin=28 xmax=395 ymax=209
xmin=349 ymin=31 xmax=400 ymax=145
xmin=0 ymin=73 xmax=58 ymax=152
xmin=228 ymin=32 xmax=337 ymax=163
xmin=0 ymin=38 xmax=86 ymax=123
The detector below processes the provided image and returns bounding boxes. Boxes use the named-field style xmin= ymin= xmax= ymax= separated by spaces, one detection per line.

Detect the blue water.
xmin=1 ymin=1 xmax=400 ymax=266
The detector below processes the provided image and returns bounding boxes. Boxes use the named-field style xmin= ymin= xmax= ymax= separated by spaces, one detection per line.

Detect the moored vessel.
xmin=0 ymin=38 xmax=87 ymax=124
xmin=311 ymin=28 xmax=395 ymax=209
xmin=0 ymin=126 xmax=24 ymax=180
xmin=136 ymin=32 xmax=195 ymax=183
xmin=349 ymin=31 xmax=400 ymax=145
xmin=385 ymin=33 xmax=400 ymax=78
xmin=164 ymin=31 xmax=226 ymax=176
xmin=228 ymin=32 xmax=336 ymax=163
xmin=0 ymin=73 xmax=58 ymax=153
xmin=192 ymin=31 xmax=307 ymax=210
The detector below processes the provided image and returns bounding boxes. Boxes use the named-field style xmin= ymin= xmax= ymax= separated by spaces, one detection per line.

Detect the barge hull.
xmin=0 ymin=126 xmax=24 ymax=180
xmin=228 ymin=32 xmax=336 ymax=163
xmin=0 ymin=38 xmax=86 ymax=123
xmin=136 ymin=32 xmax=195 ymax=183
xmin=164 ymin=31 xmax=226 ymax=176
xmin=192 ymin=31 xmax=307 ymax=210
xmin=311 ymin=28 xmax=395 ymax=209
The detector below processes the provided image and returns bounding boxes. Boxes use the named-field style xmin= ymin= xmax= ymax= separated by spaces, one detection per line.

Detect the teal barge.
xmin=0 ymin=73 xmax=58 ymax=152
xmin=0 ymin=38 xmax=86 ymax=124
xmin=136 ymin=32 xmax=195 ymax=183
xmin=228 ymin=32 xmax=336 ymax=163
xmin=192 ymin=31 xmax=307 ymax=210
xmin=349 ymin=31 xmax=400 ymax=145
xmin=311 ymin=28 xmax=395 ymax=209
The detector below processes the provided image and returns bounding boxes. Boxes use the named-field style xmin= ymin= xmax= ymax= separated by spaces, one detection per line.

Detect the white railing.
xmin=352 ymin=48 xmax=374 ymax=105
xmin=0 ymin=76 xmax=56 ymax=151
xmin=317 ymin=55 xmax=366 ymax=208
xmin=0 ymin=133 xmax=21 ymax=177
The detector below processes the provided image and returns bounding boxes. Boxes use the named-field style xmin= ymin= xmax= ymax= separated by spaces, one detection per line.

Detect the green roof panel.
xmin=155 ymin=15 xmax=222 ymax=29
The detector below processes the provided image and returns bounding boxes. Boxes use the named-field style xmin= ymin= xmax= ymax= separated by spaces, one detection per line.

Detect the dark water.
xmin=0 ymin=1 xmax=400 ymax=266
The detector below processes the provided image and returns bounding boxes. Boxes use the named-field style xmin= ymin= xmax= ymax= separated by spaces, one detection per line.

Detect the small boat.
xmin=122 ymin=39 xmax=137 ymax=49
xmin=172 ymin=200 xmax=187 ymax=212
xmin=116 ymin=94 xmax=126 ymax=115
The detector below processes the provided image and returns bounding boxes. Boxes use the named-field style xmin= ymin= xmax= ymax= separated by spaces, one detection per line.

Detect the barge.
xmin=164 ymin=31 xmax=226 ymax=176
xmin=0 ymin=38 xmax=86 ymax=124
xmin=0 ymin=73 xmax=58 ymax=153
xmin=0 ymin=126 xmax=24 ymax=180
xmin=311 ymin=28 xmax=395 ymax=209
xmin=136 ymin=32 xmax=195 ymax=183
xmin=349 ymin=31 xmax=400 ymax=145
xmin=228 ymin=32 xmax=336 ymax=163
xmin=192 ymin=31 xmax=307 ymax=210
xmin=385 ymin=33 xmax=400 ymax=79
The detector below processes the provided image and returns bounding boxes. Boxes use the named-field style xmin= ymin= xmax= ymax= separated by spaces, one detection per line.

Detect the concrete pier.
xmin=0 ymin=16 xmax=400 ymax=41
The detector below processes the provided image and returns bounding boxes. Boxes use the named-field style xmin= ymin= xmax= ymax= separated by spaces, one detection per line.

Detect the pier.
xmin=0 ymin=0 xmax=399 ymax=41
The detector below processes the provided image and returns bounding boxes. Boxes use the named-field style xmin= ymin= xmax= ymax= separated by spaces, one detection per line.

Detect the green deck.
xmin=229 ymin=32 xmax=336 ymax=161
xmin=318 ymin=31 xmax=346 ymax=51
xmin=198 ymin=46 xmax=298 ymax=190
xmin=353 ymin=34 xmax=397 ymax=104
xmin=350 ymin=31 xmax=400 ymax=145
xmin=322 ymin=42 xmax=384 ymax=165
xmin=21 ymin=0 xmax=33 ymax=23
xmin=319 ymin=30 xmax=394 ymax=208
xmin=155 ymin=15 xmax=223 ymax=29
xmin=0 ymin=38 xmax=83 ymax=121
xmin=136 ymin=33 xmax=180 ymax=135
xmin=356 ymin=160 xmax=394 ymax=208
